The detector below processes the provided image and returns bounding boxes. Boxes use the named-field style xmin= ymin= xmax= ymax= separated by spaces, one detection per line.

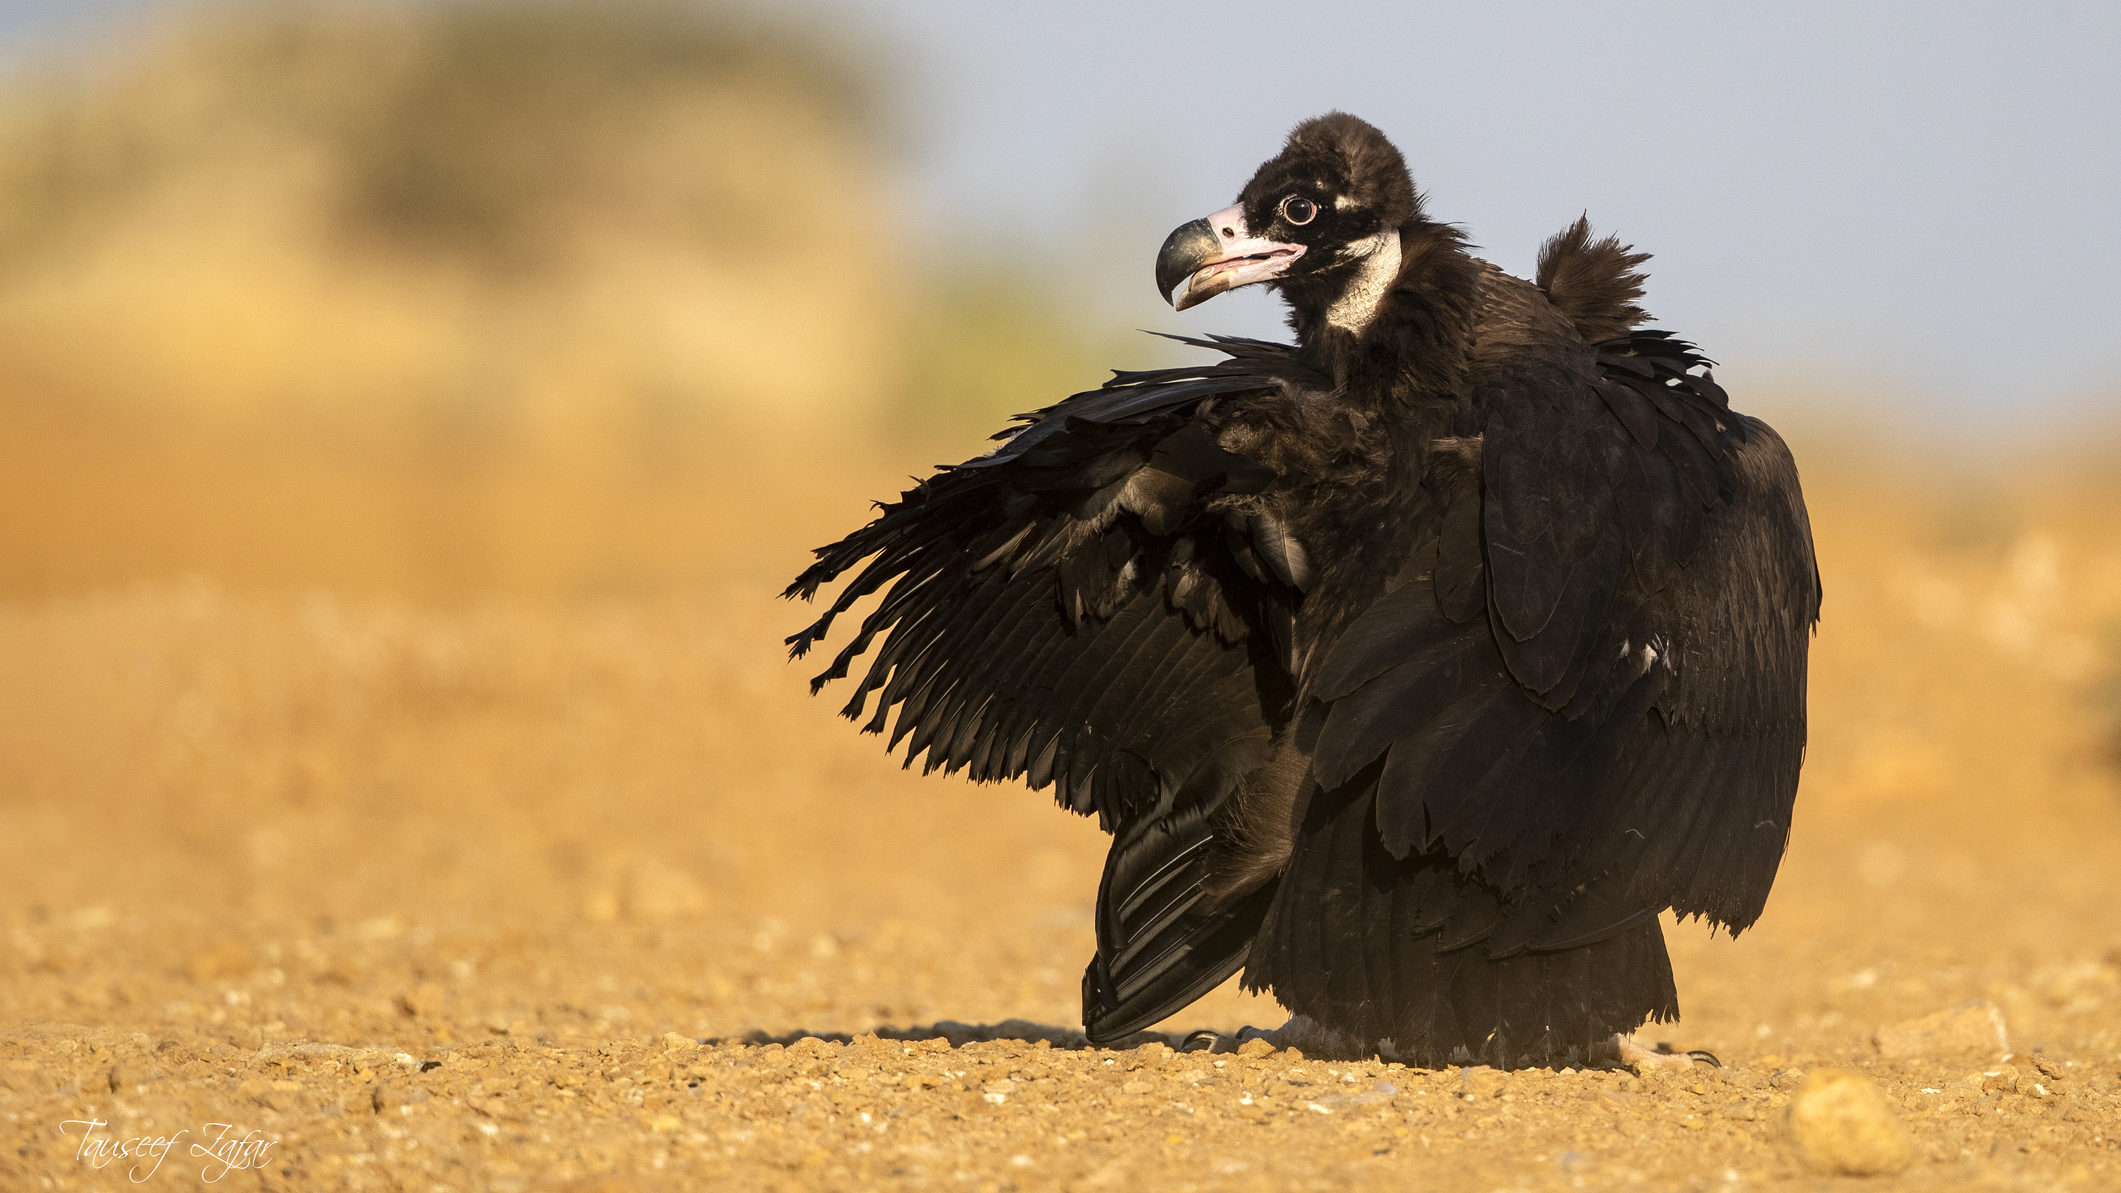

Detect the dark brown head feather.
xmin=1241 ymin=112 xmax=1420 ymax=234
xmin=1288 ymin=112 xmax=1418 ymax=224
xmin=1535 ymin=215 xmax=1652 ymax=342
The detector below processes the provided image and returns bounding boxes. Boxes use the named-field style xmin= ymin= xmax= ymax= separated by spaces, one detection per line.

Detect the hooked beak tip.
xmin=1155 ymin=217 xmax=1221 ymax=309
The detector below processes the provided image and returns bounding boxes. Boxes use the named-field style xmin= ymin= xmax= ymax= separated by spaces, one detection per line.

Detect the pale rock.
xmin=1873 ymin=998 xmax=2009 ymax=1061
xmin=1785 ymin=1068 xmax=1916 ymax=1177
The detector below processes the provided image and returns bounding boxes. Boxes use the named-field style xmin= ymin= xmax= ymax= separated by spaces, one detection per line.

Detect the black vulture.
xmin=787 ymin=113 xmax=1820 ymax=1070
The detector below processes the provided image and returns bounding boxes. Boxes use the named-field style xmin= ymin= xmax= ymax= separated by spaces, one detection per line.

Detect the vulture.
xmin=787 ymin=113 xmax=1820 ymax=1070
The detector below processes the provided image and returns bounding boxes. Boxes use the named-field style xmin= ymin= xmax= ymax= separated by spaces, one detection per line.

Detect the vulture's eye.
xmin=1279 ymin=196 xmax=1318 ymax=226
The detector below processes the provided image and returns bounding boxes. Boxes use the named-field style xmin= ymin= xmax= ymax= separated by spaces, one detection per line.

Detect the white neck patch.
xmin=1324 ymin=229 xmax=1402 ymax=334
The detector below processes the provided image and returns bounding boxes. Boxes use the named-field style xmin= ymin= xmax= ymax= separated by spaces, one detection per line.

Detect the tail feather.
xmin=1081 ymin=804 xmax=1278 ymax=1044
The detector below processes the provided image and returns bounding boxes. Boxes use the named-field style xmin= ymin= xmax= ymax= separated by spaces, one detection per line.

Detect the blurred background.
xmin=0 ymin=0 xmax=2114 ymax=599
xmin=0 ymin=0 xmax=1077 ymax=596
xmin=2 ymin=2 xmax=2120 ymax=1185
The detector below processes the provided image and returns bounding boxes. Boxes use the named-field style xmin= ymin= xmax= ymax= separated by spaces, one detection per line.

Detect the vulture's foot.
xmin=1615 ymin=1033 xmax=1721 ymax=1072
xmin=1177 ymin=1028 xmax=1233 ymax=1053
xmin=1180 ymin=1015 xmax=1331 ymax=1054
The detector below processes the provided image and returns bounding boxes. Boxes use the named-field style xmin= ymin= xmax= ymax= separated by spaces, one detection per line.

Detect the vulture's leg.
xmin=1614 ymin=1033 xmax=1720 ymax=1072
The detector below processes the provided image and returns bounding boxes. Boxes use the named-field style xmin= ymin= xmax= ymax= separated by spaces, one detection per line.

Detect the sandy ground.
xmin=4 ymin=464 xmax=2121 ymax=1191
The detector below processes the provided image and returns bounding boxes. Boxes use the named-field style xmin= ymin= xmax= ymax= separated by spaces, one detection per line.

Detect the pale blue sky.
xmin=846 ymin=0 xmax=2121 ymax=423
xmin=4 ymin=0 xmax=2117 ymax=423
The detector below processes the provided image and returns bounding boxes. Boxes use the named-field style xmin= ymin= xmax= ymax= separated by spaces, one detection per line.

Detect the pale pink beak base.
xmin=1172 ymin=204 xmax=1306 ymax=310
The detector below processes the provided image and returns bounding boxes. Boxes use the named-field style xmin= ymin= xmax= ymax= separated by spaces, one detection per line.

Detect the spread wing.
xmin=1249 ymin=328 xmax=1820 ymax=1061
xmin=787 ymin=336 xmax=1322 ymax=1040
xmin=786 ymin=335 xmax=1319 ymax=824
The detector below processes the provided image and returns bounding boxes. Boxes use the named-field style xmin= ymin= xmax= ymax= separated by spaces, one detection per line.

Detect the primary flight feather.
xmin=787 ymin=112 xmax=1820 ymax=1068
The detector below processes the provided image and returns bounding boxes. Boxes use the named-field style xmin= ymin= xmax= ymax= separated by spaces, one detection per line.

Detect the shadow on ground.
xmin=726 ymin=1019 xmax=1176 ymax=1052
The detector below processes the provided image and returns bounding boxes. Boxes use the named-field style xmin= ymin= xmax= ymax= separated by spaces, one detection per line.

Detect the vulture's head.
xmin=1156 ymin=113 xmax=1419 ymax=326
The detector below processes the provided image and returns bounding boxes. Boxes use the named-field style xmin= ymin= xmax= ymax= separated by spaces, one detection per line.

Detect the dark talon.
xmin=1653 ymin=1040 xmax=1721 ymax=1067
xmin=1181 ymin=1029 xmax=1222 ymax=1052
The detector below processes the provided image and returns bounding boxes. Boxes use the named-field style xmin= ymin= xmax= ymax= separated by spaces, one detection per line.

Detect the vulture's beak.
xmin=1156 ymin=203 xmax=1306 ymax=310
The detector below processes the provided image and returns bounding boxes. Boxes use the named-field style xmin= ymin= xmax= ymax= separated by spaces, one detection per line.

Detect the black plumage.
xmin=787 ymin=113 xmax=1820 ymax=1068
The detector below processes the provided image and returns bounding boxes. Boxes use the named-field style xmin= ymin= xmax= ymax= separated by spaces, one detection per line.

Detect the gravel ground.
xmin=4 ymin=469 xmax=2121 ymax=1191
